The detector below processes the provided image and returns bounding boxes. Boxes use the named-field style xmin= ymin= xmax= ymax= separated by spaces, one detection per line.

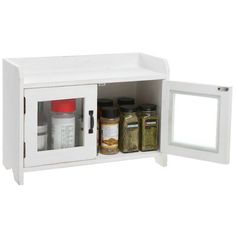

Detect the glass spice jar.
xmin=117 ymin=97 xmax=135 ymax=106
xmin=97 ymin=98 xmax=114 ymax=152
xmin=119 ymin=105 xmax=139 ymax=153
xmin=100 ymin=106 xmax=119 ymax=155
xmin=98 ymin=98 xmax=114 ymax=117
xmin=139 ymin=104 xmax=159 ymax=151
xmin=51 ymin=99 xmax=76 ymax=150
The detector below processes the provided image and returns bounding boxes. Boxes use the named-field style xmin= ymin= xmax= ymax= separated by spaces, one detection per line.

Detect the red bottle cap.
xmin=51 ymin=99 xmax=76 ymax=113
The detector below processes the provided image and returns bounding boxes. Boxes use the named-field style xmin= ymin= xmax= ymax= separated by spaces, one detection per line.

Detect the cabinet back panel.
xmin=98 ymin=82 xmax=137 ymax=103
xmin=98 ymin=80 xmax=163 ymax=112
xmin=136 ymin=80 xmax=163 ymax=114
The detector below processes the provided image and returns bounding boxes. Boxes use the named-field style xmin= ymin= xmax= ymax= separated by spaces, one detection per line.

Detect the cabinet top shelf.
xmin=5 ymin=53 xmax=169 ymax=88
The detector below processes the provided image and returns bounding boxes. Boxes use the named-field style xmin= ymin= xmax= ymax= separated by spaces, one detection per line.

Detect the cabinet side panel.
xmin=3 ymin=60 xmax=24 ymax=184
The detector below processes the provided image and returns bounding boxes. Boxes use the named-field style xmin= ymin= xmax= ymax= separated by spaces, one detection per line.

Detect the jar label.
xmin=145 ymin=119 xmax=157 ymax=128
xmin=51 ymin=117 xmax=75 ymax=149
xmin=127 ymin=122 xmax=139 ymax=129
xmin=101 ymin=123 xmax=118 ymax=148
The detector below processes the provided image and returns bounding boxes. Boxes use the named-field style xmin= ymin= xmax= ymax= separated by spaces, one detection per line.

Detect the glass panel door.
xmin=37 ymin=98 xmax=84 ymax=152
xmin=161 ymin=81 xmax=232 ymax=163
xmin=171 ymin=93 xmax=218 ymax=151
xmin=24 ymin=85 xmax=97 ymax=167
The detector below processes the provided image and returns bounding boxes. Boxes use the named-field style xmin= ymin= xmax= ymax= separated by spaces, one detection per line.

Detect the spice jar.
xmin=139 ymin=104 xmax=159 ymax=151
xmin=97 ymin=98 xmax=114 ymax=152
xmin=100 ymin=106 xmax=119 ymax=155
xmin=51 ymin=99 xmax=76 ymax=149
xmin=98 ymin=98 xmax=113 ymax=117
xmin=119 ymin=105 xmax=139 ymax=153
xmin=37 ymin=102 xmax=48 ymax=151
xmin=117 ymin=97 xmax=135 ymax=106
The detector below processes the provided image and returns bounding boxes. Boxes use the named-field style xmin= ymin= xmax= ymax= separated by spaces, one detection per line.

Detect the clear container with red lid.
xmin=51 ymin=99 xmax=76 ymax=149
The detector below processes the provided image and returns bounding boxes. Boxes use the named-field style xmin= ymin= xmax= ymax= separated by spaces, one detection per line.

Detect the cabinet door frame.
xmin=24 ymin=84 xmax=97 ymax=167
xmin=161 ymin=81 xmax=232 ymax=163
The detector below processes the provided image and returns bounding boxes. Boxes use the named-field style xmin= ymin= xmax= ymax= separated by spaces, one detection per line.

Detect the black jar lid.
xmin=98 ymin=98 xmax=113 ymax=107
xmin=139 ymin=104 xmax=157 ymax=111
xmin=101 ymin=106 xmax=119 ymax=118
xmin=120 ymin=105 xmax=138 ymax=113
xmin=117 ymin=97 xmax=135 ymax=106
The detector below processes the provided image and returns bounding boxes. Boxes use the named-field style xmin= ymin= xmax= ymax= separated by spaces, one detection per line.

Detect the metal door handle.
xmin=89 ymin=110 xmax=94 ymax=134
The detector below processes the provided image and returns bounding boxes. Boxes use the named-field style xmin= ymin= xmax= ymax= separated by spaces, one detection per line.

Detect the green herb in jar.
xmin=119 ymin=105 xmax=139 ymax=153
xmin=139 ymin=104 xmax=159 ymax=151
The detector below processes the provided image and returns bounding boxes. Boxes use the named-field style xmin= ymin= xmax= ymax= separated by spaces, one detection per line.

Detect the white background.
xmin=0 ymin=0 xmax=235 ymax=235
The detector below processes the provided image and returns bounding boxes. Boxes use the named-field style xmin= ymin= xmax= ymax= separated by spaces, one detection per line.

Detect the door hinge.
xmin=98 ymin=83 xmax=106 ymax=87
xmin=24 ymin=97 xmax=26 ymax=114
xmin=23 ymin=142 xmax=26 ymax=158
xmin=218 ymin=87 xmax=229 ymax=92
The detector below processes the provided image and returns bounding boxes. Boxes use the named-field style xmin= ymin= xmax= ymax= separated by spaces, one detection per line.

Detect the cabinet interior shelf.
xmin=97 ymin=150 xmax=161 ymax=161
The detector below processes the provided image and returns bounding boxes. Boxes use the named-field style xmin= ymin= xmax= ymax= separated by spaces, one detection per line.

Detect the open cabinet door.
xmin=161 ymin=81 xmax=232 ymax=163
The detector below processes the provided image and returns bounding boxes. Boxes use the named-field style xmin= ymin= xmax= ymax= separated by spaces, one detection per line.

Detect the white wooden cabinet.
xmin=2 ymin=53 xmax=232 ymax=185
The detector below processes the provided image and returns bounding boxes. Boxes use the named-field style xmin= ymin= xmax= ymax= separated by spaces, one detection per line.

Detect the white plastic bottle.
xmin=51 ymin=99 xmax=76 ymax=149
